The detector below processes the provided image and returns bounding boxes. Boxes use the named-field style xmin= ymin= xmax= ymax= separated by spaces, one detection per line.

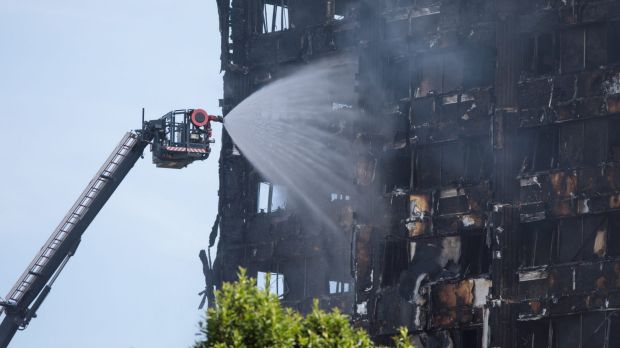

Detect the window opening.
xmin=257 ymin=271 xmax=285 ymax=298
xmin=329 ymin=281 xmax=351 ymax=294
xmin=519 ymin=221 xmax=552 ymax=268
xmin=526 ymin=128 xmax=558 ymax=172
xmin=517 ymin=320 xmax=550 ymax=348
xmin=552 ymin=215 xmax=608 ymax=264
xmin=608 ymin=118 xmax=620 ymax=162
xmin=460 ymin=233 xmax=490 ymax=275
xmin=551 ymin=312 xmax=613 ymax=348
xmin=257 ymin=182 xmax=287 ymax=213
xmin=381 ymin=240 xmax=409 ymax=286
xmin=414 ymin=49 xmax=494 ymax=98
xmin=258 ymin=182 xmax=271 ymax=213
xmin=522 ymin=32 xmax=556 ymax=76
xmin=330 ymin=193 xmax=351 ymax=201
xmin=263 ymin=2 xmax=289 ymax=33
xmin=460 ymin=328 xmax=482 ymax=348
xmin=609 ymin=21 xmax=620 ymax=63
xmin=561 ymin=28 xmax=586 ymax=73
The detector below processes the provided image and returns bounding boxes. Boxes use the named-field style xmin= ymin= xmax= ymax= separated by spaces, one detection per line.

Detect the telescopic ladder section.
xmin=0 ymin=131 xmax=149 ymax=347
xmin=3 ymin=132 xmax=138 ymax=305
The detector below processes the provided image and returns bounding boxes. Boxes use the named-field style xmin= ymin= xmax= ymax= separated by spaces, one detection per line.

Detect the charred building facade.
xmin=210 ymin=0 xmax=620 ymax=347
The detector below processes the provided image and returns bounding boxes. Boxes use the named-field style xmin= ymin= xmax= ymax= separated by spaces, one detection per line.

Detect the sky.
xmin=0 ymin=1 xmax=223 ymax=347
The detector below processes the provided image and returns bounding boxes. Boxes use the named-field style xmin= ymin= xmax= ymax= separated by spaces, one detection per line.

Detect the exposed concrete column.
xmin=490 ymin=1 xmax=520 ymax=347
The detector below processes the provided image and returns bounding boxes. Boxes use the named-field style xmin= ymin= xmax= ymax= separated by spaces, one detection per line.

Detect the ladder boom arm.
xmin=0 ymin=131 xmax=151 ymax=348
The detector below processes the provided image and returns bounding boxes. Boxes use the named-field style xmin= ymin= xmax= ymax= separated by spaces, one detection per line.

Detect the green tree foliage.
xmin=297 ymin=301 xmax=374 ymax=348
xmin=194 ymin=269 xmax=414 ymax=348
xmin=195 ymin=269 xmax=300 ymax=348
xmin=392 ymin=327 xmax=414 ymax=348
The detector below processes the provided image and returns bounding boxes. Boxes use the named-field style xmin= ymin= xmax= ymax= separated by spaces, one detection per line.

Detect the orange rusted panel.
xmin=549 ymin=171 xmax=577 ymax=199
xmin=355 ymin=225 xmax=373 ymax=291
xmin=549 ymin=172 xmax=577 ymax=216
xmin=529 ymin=301 xmax=542 ymax=314
xmin=455 ymin=280 xmax=474 ymax=306
xmin=607 ymin=95 xmax=620 ymax=114
xmin=435 ymin=280 xmax=474 ymax=308
xmin=408 ymin=194 xmax=431 ymax=236
xmin=549 ymin=171 xmax=576 ymax=216
xmin=410 ymin=194 xmax=430 ymax=212
xmin=437 ymin=283 xmax=458 ymax=307
xmin=610 ymin=194 xmax=620 ymax=209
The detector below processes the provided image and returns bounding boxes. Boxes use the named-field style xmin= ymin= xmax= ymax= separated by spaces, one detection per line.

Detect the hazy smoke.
xmin=224 ymin=56 xmax=359 ymax=231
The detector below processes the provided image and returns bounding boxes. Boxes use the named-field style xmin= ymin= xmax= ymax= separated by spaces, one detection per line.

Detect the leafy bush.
xmin=194 ymin=269 xmax=413 ymax=348
xmin=297 ymin=301 xmax=374 ymax=348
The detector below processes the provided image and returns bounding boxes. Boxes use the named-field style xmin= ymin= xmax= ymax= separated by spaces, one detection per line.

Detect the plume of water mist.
xmin=223 ymin=57 xmax=360 ymax=232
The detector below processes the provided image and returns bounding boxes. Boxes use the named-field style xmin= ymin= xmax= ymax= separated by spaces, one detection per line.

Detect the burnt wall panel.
xmin=215 ymin=0 xmax=620 ymax=346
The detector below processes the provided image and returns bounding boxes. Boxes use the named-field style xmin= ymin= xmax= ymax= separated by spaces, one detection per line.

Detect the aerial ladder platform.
xmin=0 ymin=109 xmax=222 ymax=348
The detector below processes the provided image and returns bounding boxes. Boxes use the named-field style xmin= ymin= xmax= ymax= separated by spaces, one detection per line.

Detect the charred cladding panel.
xmin=214 ymin=0 xmax=620 ymax=346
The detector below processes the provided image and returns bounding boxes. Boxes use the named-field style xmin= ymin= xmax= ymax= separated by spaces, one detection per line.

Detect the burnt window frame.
xmin=552 ymin=214 xmax=608 ymax=264
xmin=518 ymin=312 xmax=620 ymax=348
xmin=555 ymin=117 xmax=619 ymax=170
xmin=459 ymin=232 xmax=491 ymax=276
xmin=516 ymin=126 xmax=559 ymax=174
xmin=257 ymin=270 xmax=287 ymax=298
xmin=261 ymin=0 xmax=290 ymax=34
xmin=515 ymin=116 xmax=620 ymax=174
xmin=328 ymin=280 xmax=352 ymax=294
xmin=607 ymin=117 xmax=620 ymax=162
xmin=517 ymin=318 xmax=551 ymax=348
xmin=608 ymin=21 xmax=620 ymax=64
xmin=521 ymin=31 xmax=558 ymax=77
xmin=414 ymin=138 xmax=492 ymax=190
xmin=380 ymin=238 xmax=410 ymax=287
xmin=522 ymin=23 xmax=611 ymax=77
xmin=257 ymin=181 xmax=287 ymax=213
xmin=559 ymin=24 xmax=609 ymax=74
xmin=518 ymin=214 xmax=616 ymax=268
xmin=518 ymin=220 xmax=553 ymax=268
xmin=413 ymin=47 xmax=495 ymax=98
xmin=449 ymin=327 xmax=483 ymax=348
